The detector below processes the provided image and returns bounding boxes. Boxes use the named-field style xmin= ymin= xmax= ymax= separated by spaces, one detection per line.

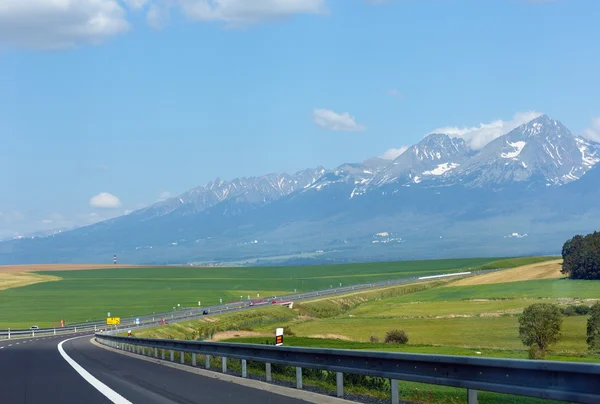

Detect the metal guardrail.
xmin=0 ymin=268 xmax=504 ymax=338
xmin=95 ymin=333 xmax=600 ymax=404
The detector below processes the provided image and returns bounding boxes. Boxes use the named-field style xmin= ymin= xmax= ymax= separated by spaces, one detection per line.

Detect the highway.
xmin=0 ymin=269 xmax=505 ymax=403
xmin=0 ymin=333 xmax=319 ymax=404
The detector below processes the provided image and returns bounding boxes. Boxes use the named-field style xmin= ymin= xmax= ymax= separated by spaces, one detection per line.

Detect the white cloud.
xmin=583 ymin=117 xmax=600 ymax=143
xmin=90 ymin=192 xmax=122 ymax=208
xmin=158 ymin=191 xmax=173 ymax=201
xmin=0 ymin=0 xmax=130 ymax=50
xmin=380 ymin=146 xmax=408 ymax=160
xmin=313 ymin=109 xmax=365 ymax=132
xmin=176 ymin=0 xmax=326 ymax=25
xmin=429 ymin=111 xmax=543 ymax=150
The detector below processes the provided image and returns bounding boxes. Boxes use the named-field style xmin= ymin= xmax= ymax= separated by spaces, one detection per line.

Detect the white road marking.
xmin=58 ymin=336 xmax=132 ymax=404
xmin=8 ymin=344 xmax=12 ymax=347
xmin=16 ymin=342 xmax=19 ymax=345
xmin=0 ymin=346 xmax=4 ymax=349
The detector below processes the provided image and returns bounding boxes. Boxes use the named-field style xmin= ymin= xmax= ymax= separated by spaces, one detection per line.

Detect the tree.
xmin=561 ymin=232 xmax=600 ymax=280
xmin=587 ymin=302 xmax=600 ymax=352
xmin=519 ymin=303 xmax=563 ymax=359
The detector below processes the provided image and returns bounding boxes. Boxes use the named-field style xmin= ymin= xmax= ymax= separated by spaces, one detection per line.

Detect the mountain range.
xmin=2 ymin=115 xmax=599 ymax=266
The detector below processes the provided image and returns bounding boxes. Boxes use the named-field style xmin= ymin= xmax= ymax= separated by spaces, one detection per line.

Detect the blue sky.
xmin=1 ymin=0 xmax=599 ymax=238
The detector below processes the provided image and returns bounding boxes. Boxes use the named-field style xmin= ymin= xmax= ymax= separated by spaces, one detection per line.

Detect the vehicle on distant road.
xmin=202 ymin=310 xmax=209 ymax=315
xmin=30 ymin=325 xmax=39 ymax=330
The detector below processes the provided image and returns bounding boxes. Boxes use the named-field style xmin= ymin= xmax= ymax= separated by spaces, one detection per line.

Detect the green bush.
xmin=384 ymin=329 xmax=409 ymax=344
xmin=369 ymin=335 xmax=380 ymax=343
xmin=575 ymin=305 xmax=591 ymax=315
xmin=283 ymin=326 xmax=295 ymax=336
xmin=560 ymin=304 xmax=591 ymax=316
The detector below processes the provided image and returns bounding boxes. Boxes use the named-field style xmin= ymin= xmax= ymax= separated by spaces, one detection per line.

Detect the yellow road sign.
xmin=106 ymin=317 xmax=120 ymax=325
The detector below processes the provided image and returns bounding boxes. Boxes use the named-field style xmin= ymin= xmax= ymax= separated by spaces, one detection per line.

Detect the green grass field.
xmin=391 ymin=278 xmax=600 ymax=302
xmin=0 ymin=257 xmax=506 ymax=328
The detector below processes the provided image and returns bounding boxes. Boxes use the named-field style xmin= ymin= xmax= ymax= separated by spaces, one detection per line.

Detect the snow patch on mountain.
xmin=501 ymin=141 xmax=526 ymax=158
xmin=422 ymin=162 xmax=460 ymax=176
xmin=576 ymin=138 xmax=600 ymax=167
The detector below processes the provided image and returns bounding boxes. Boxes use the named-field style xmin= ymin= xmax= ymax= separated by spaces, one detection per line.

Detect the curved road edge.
xmin=87 ymin=336 xmax=355 ymax=404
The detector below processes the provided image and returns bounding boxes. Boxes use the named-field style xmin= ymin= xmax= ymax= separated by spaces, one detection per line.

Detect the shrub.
xmin=384 ymin=329 xmax=408 ymax=344
xmin=560 ymin=305 xmax=577 ymax=316
xmin=283 ymin=326 xmax=295 ymax=336
xmin=369 ymin=335 xmax=380 ymax=343
xmin=560 ymin=304 xmax=591 ymax=316
xmin=519 ymin=303 xmax=562 ymax=359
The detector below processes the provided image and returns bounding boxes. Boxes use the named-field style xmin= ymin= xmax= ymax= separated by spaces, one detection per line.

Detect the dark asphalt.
xmin=0 ymin=334 xmax=311 ymax=404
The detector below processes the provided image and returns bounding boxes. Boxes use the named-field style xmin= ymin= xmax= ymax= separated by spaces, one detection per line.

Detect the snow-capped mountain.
xmin=2 ymin=114 xmax=599 ymax=265
xmin=304 ymin=158 xmax=389 ymax=195
xmin=452 ymin=115 xmax=600 ymax=188
xmin=130 ymin=167 xmax=326 ymax=220
xmin=369 ymin=134 xmax=470 ymax=187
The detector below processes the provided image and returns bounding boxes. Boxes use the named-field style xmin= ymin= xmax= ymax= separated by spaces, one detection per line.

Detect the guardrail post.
xmin=170 ymin=350 xmax=174 ymax=362
xmin=336 ymin=372 xmax=344 ymax=397
xmin=266 ymin=363 xmax=272 ymax=382
xmin=222 ymin=357 xmax=227 ymax=373
xmin=162 ymin=349 xmax=165 ymax=360
xmin=75 ymin=327 xmax=77 ymax=333
xmin=53 ymin=329 xmax=56 ymax=336
xmin=32 ymin=330 xmax=35 ymax=337
xmin=242 ymin=360 xmax=247 ymax=378
xmin=390 ymin=379 xmax=399 ymax=404
xmin=206 ymin=355 xmax=211 ymax=369
xmin=180 ymin=351 xmax=185 ymax=364
xmin=296 ymin=367 xmax=302 ymax=389
xmin=137 ymin=345 xmax=141 ymax=354
xmin=467 ymin=389 xmax=478 ymax=404
xmin=154 ymin=348 xmax=158 ymax=358
xmin=142 ymin=347 xmax=146 ymax=355
xmin=94 ymin=325 xmax=97 ymax=332
xmin=192 ymin=353 xmax=196 ymax=366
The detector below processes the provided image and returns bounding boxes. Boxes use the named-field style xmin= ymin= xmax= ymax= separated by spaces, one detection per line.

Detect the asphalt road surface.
xmin=0 ymin=333 xmax=312 ymax=404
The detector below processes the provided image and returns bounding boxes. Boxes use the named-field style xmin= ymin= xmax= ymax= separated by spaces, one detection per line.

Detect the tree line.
xmin=561 ymin=231 xmax=600 ymax=280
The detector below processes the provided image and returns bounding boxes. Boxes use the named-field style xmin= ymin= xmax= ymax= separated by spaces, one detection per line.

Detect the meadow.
xmin=0 ymin=256 xmax=513 ymax=328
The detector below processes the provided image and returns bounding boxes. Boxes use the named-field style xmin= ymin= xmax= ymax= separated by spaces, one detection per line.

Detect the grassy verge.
xmin=294 ymin=281 xmax=446 ymax=318
xmin=128 ymin=305 xmax=298 ymax=340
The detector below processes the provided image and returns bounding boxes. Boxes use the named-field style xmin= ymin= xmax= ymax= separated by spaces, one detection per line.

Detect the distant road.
xmin=0 ymin=333 xmax=312 ymax=403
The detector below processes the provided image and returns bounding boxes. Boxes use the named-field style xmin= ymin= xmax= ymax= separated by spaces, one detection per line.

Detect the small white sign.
xmin=198 ymin=301 xmax=201 ymax=306
xmin=107 ymin=312 xmax=110 ymax=317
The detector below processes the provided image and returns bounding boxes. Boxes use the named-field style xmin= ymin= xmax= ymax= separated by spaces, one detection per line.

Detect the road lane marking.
xmin=58 ymin=337 xmax=131 ymax=404
xmin=8 ymin=344 xmax=12 ymax=347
